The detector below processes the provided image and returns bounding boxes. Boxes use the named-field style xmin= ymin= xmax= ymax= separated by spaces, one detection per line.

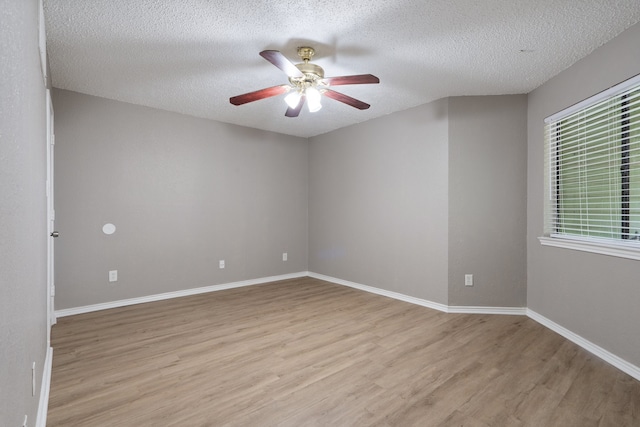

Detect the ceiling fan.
xmin=229 ymin=47 xmax=380 ymax=117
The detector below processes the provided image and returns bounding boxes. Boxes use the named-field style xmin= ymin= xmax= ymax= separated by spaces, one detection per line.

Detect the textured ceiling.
xmin=44 ymin=0 xmax=640 ymax=138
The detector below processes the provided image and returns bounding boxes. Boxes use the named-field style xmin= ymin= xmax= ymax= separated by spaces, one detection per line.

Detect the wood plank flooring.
xmin=48 ymin=277 xmax=640 ymax=426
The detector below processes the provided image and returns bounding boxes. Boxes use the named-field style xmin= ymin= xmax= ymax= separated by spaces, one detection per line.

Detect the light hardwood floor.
xmin=48 ymin=277 xmax=639 ymax=426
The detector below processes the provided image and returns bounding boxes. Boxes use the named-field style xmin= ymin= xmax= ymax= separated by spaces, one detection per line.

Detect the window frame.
xmin=541 ymin=74 xmax=640 ymax=261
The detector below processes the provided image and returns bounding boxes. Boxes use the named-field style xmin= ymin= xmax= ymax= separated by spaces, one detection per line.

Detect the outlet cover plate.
xmin=465 ymin=274 xmax=473 ymax=287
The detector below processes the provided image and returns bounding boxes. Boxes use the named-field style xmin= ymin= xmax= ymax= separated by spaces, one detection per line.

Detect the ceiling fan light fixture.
xmin=306 ymin=87 xmax=322 ymax=112
xmin=284 ymin=91 xmax=302 ymax=109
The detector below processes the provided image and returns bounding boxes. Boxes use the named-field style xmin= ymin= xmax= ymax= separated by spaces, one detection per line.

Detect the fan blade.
xmin=285 ymin=95 xmax=306 ymax=117
xmin=324 ymin=89 xmax=370 ymax=110
xmin=260 ymin=50 xmax=304 ymax=78
xmin=324 ymin=74 xmax=379 ymax=86
xmin=229 ymin=85 xmax=289 ymax=106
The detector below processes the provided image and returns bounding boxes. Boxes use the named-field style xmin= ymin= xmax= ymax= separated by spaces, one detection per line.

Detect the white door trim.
xmin=46 ymin=89 xmax=56 ymax=339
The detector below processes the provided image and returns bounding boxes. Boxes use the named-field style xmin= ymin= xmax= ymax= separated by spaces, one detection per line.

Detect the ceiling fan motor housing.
xmin=295 ymin=62 xmax=324 ymax=78
xmin=289 ymin=46 xmax=325 ymax=88
xmin=290 ymin=62 xmax=325 ymax=91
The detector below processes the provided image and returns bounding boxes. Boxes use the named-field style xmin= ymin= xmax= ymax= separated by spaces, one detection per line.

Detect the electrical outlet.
xmin=282 ymin=252 xmax=288 ymax=261
xmin=219 ymin=260 xmax=225 ymax=269
xmin=465 ymin=274 xmax=473 ymax=287
xmin=109 ymin=270 xmax=118 ymax=282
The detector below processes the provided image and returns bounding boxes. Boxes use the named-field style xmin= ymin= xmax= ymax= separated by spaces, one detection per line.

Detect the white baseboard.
xmin=55 ymin=272 xmax=308 ymax=318
xmin=308 ymin=272 xmax=526 ymax=315
xmin=448 ymin=305 xmax=527 ymax=315
xmin=36 ymin=346 xmax=53 ymax=427
xmin=308 ymin=272 xmax=450 ymax=312
xmin=527 ymin=309 xmax=640 ymax=382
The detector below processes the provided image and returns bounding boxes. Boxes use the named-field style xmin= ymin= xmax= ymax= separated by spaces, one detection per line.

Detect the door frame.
xmin=46 ymin=88 xmax=56 ymax=341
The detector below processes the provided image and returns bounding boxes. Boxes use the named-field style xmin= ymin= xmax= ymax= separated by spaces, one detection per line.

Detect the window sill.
xmin=538 ymin=236 xmax=640 ymax=261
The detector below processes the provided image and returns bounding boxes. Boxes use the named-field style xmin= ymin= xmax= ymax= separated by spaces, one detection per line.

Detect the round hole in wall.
xmin=102 ymin=223 xmax=116 ymax=235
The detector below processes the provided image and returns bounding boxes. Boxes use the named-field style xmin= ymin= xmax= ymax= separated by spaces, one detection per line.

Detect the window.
xmin=541 ymin=74 xmax=640 ymax=260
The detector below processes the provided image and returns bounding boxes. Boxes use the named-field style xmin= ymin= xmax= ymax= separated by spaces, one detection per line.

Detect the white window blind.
xmin=545 ymin=75 xmax=640 ymax=248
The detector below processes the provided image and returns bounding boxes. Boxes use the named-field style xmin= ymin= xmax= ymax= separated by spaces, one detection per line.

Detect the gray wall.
xmin=0 ymin=0 xmax=49 ymax=424
xmin=53 ymin=90 xmax=308 ymax=309
xmin=448 ymin=96 xmax=528 ymax=307
xmin=308 ymin=95 xmax=528 ymax=308
xmin=527 ymin=22 xmax=640 ymax=367
xmin=309 ymin=100 xmax=450 ymax=304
